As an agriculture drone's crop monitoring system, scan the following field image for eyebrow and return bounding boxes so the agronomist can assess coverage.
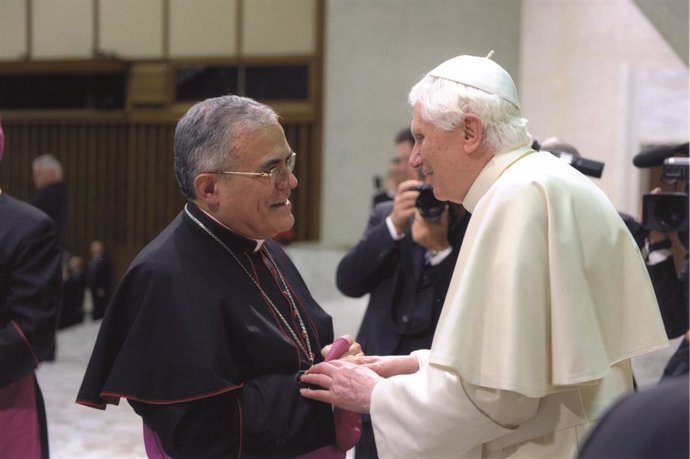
[260,151,292,170]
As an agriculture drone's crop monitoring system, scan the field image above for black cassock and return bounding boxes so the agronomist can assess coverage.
[77,203,336,458]
[0,192,62,458]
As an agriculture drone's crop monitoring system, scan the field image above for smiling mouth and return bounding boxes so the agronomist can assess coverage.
[270,199,290,208]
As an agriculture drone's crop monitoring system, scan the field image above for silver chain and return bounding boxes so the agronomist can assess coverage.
[184,205,314,365]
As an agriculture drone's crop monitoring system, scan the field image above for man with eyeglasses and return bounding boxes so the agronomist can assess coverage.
[77,95,360,458]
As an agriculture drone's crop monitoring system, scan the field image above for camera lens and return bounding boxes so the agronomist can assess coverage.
[655,199,687,230]
[416,185,446,221]
[644,192,689,232]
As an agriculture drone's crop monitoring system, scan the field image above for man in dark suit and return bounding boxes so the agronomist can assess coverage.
[31,154,69,246]
[0,119,62,458]
[86,240,112,320]
[337,176,470,459]
[633,142,689,378]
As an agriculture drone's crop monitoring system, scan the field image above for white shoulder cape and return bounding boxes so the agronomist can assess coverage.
[430,148,668,397]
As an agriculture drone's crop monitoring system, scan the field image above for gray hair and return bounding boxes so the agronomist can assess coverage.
[174,95,279,200]
[32,154,63,179]
[408,76,531,154]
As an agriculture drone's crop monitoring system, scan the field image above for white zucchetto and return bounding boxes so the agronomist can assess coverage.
[427,54,521,110]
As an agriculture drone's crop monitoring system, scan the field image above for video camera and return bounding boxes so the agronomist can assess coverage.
[633,142,689,236]
[416,184,446,221]
[532,140,605,178]
[642,156,689,233]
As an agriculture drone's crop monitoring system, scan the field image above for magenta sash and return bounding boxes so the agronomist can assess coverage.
[0,372,41,459]
[143,423,172,459]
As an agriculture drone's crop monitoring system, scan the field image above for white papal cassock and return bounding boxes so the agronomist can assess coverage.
[370,147,669,458]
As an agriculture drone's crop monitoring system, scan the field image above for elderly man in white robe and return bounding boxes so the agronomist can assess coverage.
[301,53,669,458]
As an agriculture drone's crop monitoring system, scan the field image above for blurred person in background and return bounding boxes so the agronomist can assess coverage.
[371,128,418,207]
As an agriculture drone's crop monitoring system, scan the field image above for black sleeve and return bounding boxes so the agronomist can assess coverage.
[648,257,689,338]
[336,208,401,298]
[129,372,334,458]
[0,217,61,386]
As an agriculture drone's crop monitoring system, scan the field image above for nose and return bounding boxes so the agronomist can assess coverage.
[409,144,422,169]
[277,171,298,190]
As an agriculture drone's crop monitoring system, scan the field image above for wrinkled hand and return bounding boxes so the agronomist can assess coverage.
[357,354,420,378]
[411,207,450,252]
[300,360,381,413]
[390,180,423,234]
[320,335,363,360]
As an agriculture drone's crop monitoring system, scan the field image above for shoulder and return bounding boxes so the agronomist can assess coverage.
[0,193,56,235]
[372,200,394,219]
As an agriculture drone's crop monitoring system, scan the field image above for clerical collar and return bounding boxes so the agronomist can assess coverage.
[463,146,534,213]
[184,203,264,253]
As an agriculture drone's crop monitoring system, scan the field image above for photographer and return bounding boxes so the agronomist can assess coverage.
[336,176,470,459]
[635,143,689,379]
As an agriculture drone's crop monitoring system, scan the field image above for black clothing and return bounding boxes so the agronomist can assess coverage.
[31,182,68,245]
[578,375,689,459]
[77,203,336,457]
[648,257,689,339]
[371,190,393,208]
[337,201,469,356]
[0,192,62,386]
[336,201,470,459]
[86,255,111,320]
[0,191,60,458]
[59,270,85,329]
[648,255,689,379]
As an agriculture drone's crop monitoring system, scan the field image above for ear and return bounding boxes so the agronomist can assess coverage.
[461,114,484,154]
[193,173,220,205]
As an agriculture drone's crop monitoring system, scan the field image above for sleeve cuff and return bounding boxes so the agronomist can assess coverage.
[385,216,405,240]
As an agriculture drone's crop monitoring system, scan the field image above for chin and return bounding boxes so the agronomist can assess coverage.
[277,217,295,234]
[431,187,447,202]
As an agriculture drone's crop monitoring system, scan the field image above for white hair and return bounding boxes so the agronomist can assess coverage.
[408,75,532,154]
[32,154,63,179]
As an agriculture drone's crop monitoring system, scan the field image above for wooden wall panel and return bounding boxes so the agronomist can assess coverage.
[0,117,318,283]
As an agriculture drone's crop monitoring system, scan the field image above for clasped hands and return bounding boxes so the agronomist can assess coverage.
[300,336,419,413]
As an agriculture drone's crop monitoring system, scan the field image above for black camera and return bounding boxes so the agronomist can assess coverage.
[416,185,446,221]
[642,157,689,232]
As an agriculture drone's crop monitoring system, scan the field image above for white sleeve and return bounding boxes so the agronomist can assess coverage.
[385,216,406,240]
[370,363,537,458]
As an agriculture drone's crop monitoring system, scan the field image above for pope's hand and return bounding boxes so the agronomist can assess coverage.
[300,360,381,413]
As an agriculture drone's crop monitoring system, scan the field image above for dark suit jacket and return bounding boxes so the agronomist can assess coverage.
[578,375,689,459]
[337,201,470,356]
[0,193,62,386]
[31,181,68,245]
[648,256,688,339]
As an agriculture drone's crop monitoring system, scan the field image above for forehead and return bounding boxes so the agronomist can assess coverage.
[233,122,290,164]
[411,104,433,134]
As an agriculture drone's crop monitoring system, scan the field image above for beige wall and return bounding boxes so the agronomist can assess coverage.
[322,0,688,247]
[0,0,26,60]
[322,0,523,247]
[520,0,688,217]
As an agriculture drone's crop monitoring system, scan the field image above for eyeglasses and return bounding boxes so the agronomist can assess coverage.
[209,152,296,186]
